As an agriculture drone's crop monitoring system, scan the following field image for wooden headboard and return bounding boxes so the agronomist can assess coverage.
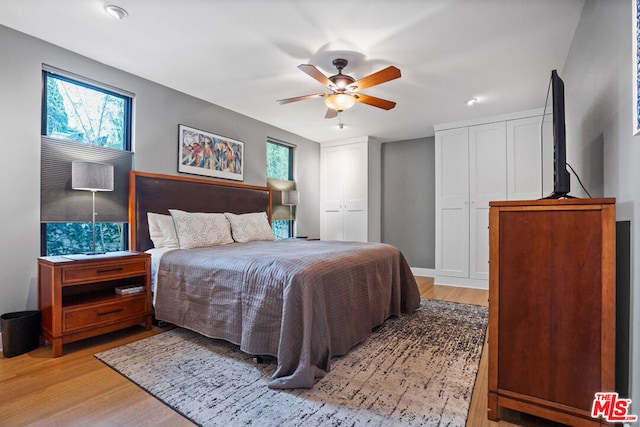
[129,171,272,251]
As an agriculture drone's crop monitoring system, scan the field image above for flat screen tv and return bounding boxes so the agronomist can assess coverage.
[542,69,571,199]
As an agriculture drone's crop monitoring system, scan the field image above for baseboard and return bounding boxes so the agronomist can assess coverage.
[434,275,488,290]
[411,267,434,277]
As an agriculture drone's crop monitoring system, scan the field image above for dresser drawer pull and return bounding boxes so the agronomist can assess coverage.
[96,267,123,274]
[97,308,124,316]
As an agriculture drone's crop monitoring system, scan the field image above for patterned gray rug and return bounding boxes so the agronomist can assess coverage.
[95,299,487,427]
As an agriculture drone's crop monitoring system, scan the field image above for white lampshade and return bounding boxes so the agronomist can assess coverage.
[324,93,356,111]
[282,190,300,206]
[72,161,114,192]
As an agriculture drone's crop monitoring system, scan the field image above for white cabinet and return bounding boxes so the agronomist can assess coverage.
[435,127,469,279]
[507,115,553,200]
[468,122,507,280]
[435,109,550,289]
[320,139,369,242]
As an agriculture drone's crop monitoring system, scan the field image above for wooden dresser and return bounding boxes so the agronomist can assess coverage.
[488,198,616,426]
[38,251,152,357]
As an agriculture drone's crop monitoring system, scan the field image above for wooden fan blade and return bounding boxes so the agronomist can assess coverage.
[350,66,401,91]
[325,108,338,119]
[276,93,325,105]
[355,93,397,110]
[298,64,334,88]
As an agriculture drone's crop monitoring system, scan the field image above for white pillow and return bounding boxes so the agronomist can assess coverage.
[169,209,234,249]
[224,212,276,243]
[147,212,179,249]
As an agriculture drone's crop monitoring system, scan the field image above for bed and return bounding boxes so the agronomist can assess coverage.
[129,171,421,389]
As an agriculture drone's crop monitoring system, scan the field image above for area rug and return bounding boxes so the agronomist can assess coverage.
[95,299,488,427]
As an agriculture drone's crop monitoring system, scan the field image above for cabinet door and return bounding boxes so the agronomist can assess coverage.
[541,114,554,197]
[320,142,368,242]
[469,122,506,280]
[321,145,346,240]
[507,116,548,200]
[342,142,368,242]
[495,203,615,413]
[435,128,469,278]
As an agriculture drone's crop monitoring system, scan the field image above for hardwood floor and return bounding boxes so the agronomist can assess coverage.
[0,278,562,426]
[0,324,193,426]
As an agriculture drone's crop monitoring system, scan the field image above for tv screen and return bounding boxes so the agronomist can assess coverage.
[542,69,571,198]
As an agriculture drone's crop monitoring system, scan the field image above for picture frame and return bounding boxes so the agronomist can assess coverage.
[178,124,244,181]
[634,0,640,135]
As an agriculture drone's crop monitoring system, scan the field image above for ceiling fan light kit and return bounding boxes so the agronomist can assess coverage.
[277,58,401,118]
[324,93,356,111]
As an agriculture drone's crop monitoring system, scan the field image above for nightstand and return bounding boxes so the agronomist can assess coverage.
[38,251,152,357]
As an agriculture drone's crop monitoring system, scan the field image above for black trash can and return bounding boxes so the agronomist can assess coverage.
[1,310,41,358]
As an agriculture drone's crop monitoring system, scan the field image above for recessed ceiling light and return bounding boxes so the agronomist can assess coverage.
[104,4,128,20]
[465,97,478,106]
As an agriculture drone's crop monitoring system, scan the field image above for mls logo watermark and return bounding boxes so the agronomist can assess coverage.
[591,392,638,423]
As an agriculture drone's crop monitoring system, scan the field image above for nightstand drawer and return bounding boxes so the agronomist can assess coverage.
[63,296,147,332]
[61,260,148,284]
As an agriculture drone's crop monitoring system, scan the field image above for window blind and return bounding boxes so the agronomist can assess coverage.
[41,137,132,222]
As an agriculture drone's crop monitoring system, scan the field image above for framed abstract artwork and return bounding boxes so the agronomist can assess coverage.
[634,0,640,135]
[178,125,244,181]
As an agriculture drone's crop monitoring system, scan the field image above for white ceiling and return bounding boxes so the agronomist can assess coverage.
[0,0,585,143]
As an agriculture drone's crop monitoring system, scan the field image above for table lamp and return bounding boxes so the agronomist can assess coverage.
[72,161,114,254]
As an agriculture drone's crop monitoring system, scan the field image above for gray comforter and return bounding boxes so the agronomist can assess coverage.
[154,239,421,389]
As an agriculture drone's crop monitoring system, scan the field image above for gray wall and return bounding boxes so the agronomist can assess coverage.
[381,137,435,269]
[0,24,320,317]
[562,0,639,406]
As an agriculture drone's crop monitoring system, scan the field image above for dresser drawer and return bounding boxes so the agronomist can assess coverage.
[63,295,147,332]
[61,260,148,284]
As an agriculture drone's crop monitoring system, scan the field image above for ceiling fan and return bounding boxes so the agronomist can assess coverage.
[276,58,401,118]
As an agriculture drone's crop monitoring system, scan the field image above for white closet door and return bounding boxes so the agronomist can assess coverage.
[320,141,368,242]
[435,128,469,278]
[541,115,554,197]
[507,116,545,200]
[469,122,507,280]
[342,142,368,242]
[321,145,346,240]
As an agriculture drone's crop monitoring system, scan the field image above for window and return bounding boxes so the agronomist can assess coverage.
[267,141,293,180]
[266,140,294,239]
[41,70,133,256]
[44,72,131,149]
